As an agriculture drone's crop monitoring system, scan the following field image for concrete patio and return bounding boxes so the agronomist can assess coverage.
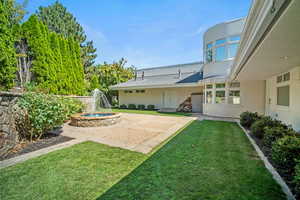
[62,113,196,154]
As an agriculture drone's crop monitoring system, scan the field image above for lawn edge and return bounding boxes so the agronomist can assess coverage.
[236,121,296,200]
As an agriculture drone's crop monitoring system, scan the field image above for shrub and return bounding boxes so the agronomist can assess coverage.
[263,126,296,148]
[16,92,84,141]
[272,136,300,174]
[240,111,261,128]
[147,104,155,110]
[128,104,136,109]
[294,160,300,196]
[137,104,145,110]
[119,104,127,109]
[250,116,285,139]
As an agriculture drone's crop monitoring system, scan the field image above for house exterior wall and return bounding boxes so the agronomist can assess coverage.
[265,67,300,131]
[119,87,203,110]
[203,80,265,118]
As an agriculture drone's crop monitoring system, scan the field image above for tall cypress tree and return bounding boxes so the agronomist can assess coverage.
[0,0,17,89]
[36,1,97,69]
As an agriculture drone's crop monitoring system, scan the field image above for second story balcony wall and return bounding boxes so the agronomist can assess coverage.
[203,18,245,79]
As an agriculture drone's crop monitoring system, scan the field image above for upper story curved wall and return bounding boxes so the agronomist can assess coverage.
[203,18,245,79]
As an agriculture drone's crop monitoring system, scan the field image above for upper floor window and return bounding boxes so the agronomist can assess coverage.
[215,46,226,62]
[216,83,226,88]
[206,42,213,63]
[228,43,239,58]
[216,38,226,45]
[229,35,241,42]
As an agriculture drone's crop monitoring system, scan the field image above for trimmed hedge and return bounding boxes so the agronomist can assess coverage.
[128,104,136,109]
[272,136,300,174]
[147,104,155,110]
[137,104,145,110]
[250,116,285,139]
[119,104,127,109]
[294,160,300,196]
[263,126,296,148]
[240,111,261,128]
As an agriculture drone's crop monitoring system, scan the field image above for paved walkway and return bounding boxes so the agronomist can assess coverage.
[0,113,195,169]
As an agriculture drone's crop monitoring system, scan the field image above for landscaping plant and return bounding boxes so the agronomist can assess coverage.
[147,104,155,110]
[128,104,136,109]
[263,126,296,148]
[16,92,84,141]
[137,104,145,110]
[240,111,261,128]
[294,160,300,196]
[119,104,127,109]
[272,136,300,174]
[250,116,284,139]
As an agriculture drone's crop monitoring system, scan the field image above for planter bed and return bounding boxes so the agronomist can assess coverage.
[0,134,73,161]
[241,124,297,200]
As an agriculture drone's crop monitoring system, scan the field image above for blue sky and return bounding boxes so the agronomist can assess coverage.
[23,0,251,68]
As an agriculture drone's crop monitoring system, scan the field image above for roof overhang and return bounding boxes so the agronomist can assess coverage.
[110,82,201,90]
[230,0,299,81]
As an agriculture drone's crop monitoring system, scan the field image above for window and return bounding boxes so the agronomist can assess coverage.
[215,90,225,103]
[277,72,290,83]
[206,43,213,63]
[230,82,240,88]
[216,83,225,88]
[283,72,290,81]
[215,46,226,62]
[277,86,289,106]
[206,84,213,89]
[216,38,226,45]
[228,43,239,58]
[206,91,213,104]
[229,35,241,42]
[229,90,240,104]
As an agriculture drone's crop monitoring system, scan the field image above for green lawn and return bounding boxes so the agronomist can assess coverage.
[0,121,285,200]
[112,108,192,117]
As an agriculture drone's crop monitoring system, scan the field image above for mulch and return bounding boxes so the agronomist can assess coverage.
[0,134,73,161]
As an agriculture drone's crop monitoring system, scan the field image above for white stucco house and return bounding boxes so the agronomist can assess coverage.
[111,0,300,131]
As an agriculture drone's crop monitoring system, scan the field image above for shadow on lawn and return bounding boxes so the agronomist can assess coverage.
[96,120,285,200]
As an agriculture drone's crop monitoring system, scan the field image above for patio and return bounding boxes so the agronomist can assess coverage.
[61,113,196,154]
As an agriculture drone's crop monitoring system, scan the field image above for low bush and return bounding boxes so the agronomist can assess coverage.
[16,92,84,141]
[128,104,136,109]
[250,116,285,139]
[147,104,155,110]
[119,104,127,109]
[272,136,300,174]
[240,111,261,128]
[294,160,300,196]
[137,104,145,110]
[263,126,296,148]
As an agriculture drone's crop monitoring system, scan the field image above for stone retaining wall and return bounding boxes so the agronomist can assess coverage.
[0,92,22,157]
[68,96,93,112]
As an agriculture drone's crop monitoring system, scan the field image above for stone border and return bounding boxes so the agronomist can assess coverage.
[237,121,296,200]
[70,112,121,127]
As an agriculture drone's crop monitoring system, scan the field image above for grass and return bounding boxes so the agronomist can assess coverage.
[112,108,192,117]
[0,121,285,200]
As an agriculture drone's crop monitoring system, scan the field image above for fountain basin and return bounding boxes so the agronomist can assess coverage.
[70,112,121,127]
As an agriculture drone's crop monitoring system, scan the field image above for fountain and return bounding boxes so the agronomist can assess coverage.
[70,89,121,127]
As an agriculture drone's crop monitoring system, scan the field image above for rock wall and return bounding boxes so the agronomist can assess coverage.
[0,92,22,157]
[69,96,93,112]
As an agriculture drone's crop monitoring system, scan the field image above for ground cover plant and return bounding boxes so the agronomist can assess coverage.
[0,121,286,200]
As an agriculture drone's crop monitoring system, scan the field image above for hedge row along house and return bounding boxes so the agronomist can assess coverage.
[111,0,300,131]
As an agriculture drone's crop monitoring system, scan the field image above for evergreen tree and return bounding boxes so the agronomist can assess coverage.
[0,0,21,89]
[36,1,97,69]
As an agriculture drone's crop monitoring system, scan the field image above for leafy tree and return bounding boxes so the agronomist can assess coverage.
[36,1,97,69]
[86,58,135,100]
[0,0,26,89]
